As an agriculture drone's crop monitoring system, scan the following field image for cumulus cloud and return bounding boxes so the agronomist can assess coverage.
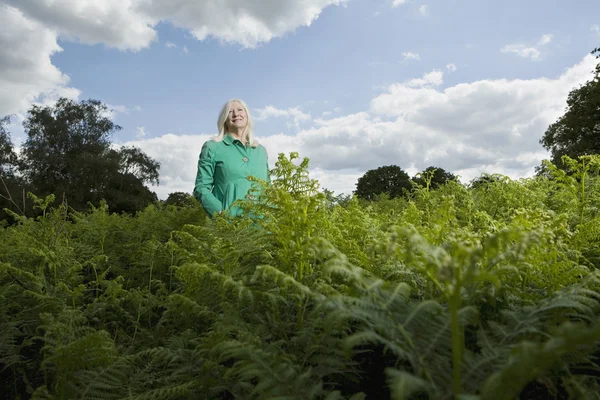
[446,63,457,72]
[418,5,429,16]
[3,0,157,51]
[138,0,348,48]
[501,33,554,61]
[7,0,347,50]
[405,70,444,88]
[126,53,597,198]
[254,105,311,128]
[391,0,408,7]
[592,25,600,36]
[120,133,214,197]
[501,44,541,61]
[369,54,597,177]
[0,5,80,116]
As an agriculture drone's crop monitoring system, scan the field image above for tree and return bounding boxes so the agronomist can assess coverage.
[469,174,501,189]
[19,98,160,214]
[354,165,412,200]
[322,188,351,207]
[540,47,600,168]
[0,116,17,175]
[164,191,199,208]
[0,116,28,220]
[413,166,457,189]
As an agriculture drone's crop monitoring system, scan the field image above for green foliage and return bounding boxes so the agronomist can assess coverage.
[11,97,160,215]
[413,166,458,190]
[540,47,600,167]
[354,165,412,200]
[163,191,199,208]
[2,152,600,399]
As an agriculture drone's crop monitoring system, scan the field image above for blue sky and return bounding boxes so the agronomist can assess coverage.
[1,0,599,198]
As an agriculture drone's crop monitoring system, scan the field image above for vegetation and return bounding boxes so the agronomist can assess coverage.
[0,99,160,221]
[2,43,600,400]
[540,47,600,168]
[355,165,412,200]
[1,151,600,399]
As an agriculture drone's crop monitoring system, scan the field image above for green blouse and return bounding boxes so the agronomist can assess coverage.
[193,134,269,217]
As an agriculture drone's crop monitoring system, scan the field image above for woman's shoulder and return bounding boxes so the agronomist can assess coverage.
[202,138,222,150]
[254,142,268,152]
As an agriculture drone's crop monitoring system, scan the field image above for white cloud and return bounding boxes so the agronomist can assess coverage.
[182,45,190,55]
[501,33,554,61]
[4,0,157,51]
[102,103,129,120]
[136,126,147,138]
[369,54,596,178]
[254,105,311,128]
[405,70,444,87]
[501,44,541,61]
[138,0,348,48]
[418,5,429,16]
[134,105,142,111]
[537,34,553,45]
[446,63,457,72]
[165,41,176,48]
[121,133,214,198]
[400,52,421,63]
[0,5,80,116]
[5,0,348,51]
[392,0,408,7]
[108,104,129,114]
[592,25,600,36]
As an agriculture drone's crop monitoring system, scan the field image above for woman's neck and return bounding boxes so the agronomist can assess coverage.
[228,130,246,144]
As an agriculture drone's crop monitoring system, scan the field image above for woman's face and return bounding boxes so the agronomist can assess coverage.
[227,101,247,131]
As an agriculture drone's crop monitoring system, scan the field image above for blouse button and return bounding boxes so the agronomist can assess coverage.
[243,157,248,162]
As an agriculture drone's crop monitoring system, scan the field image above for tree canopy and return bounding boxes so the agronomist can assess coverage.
[540,47,600,168]
[354,165,412,200]
[3,98,161,216]
[413,166,457,189]
[0,116,17,176]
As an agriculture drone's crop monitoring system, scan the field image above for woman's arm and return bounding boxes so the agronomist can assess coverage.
[193,141,223,216]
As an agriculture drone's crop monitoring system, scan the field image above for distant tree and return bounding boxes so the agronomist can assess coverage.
[540,47,600,168]
[413,166,457,189]
[117,146,160,186]
[0,116,27,219]
[354,165,412,200]
[0,116,17,175]
[469,174,501,190]
[322,188,351,207]
[164,191,199,208]
[19,98,160,214]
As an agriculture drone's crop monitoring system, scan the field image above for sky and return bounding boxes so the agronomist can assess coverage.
[1,0,599,199]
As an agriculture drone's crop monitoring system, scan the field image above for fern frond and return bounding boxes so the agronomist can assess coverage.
[481,321,600,400]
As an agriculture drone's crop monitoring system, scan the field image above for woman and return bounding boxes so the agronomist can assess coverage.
[193,99,270,217]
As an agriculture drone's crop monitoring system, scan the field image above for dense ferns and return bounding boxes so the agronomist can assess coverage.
[1,154,600,399]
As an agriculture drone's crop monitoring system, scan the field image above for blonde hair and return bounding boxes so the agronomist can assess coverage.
[213,98,258,148]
